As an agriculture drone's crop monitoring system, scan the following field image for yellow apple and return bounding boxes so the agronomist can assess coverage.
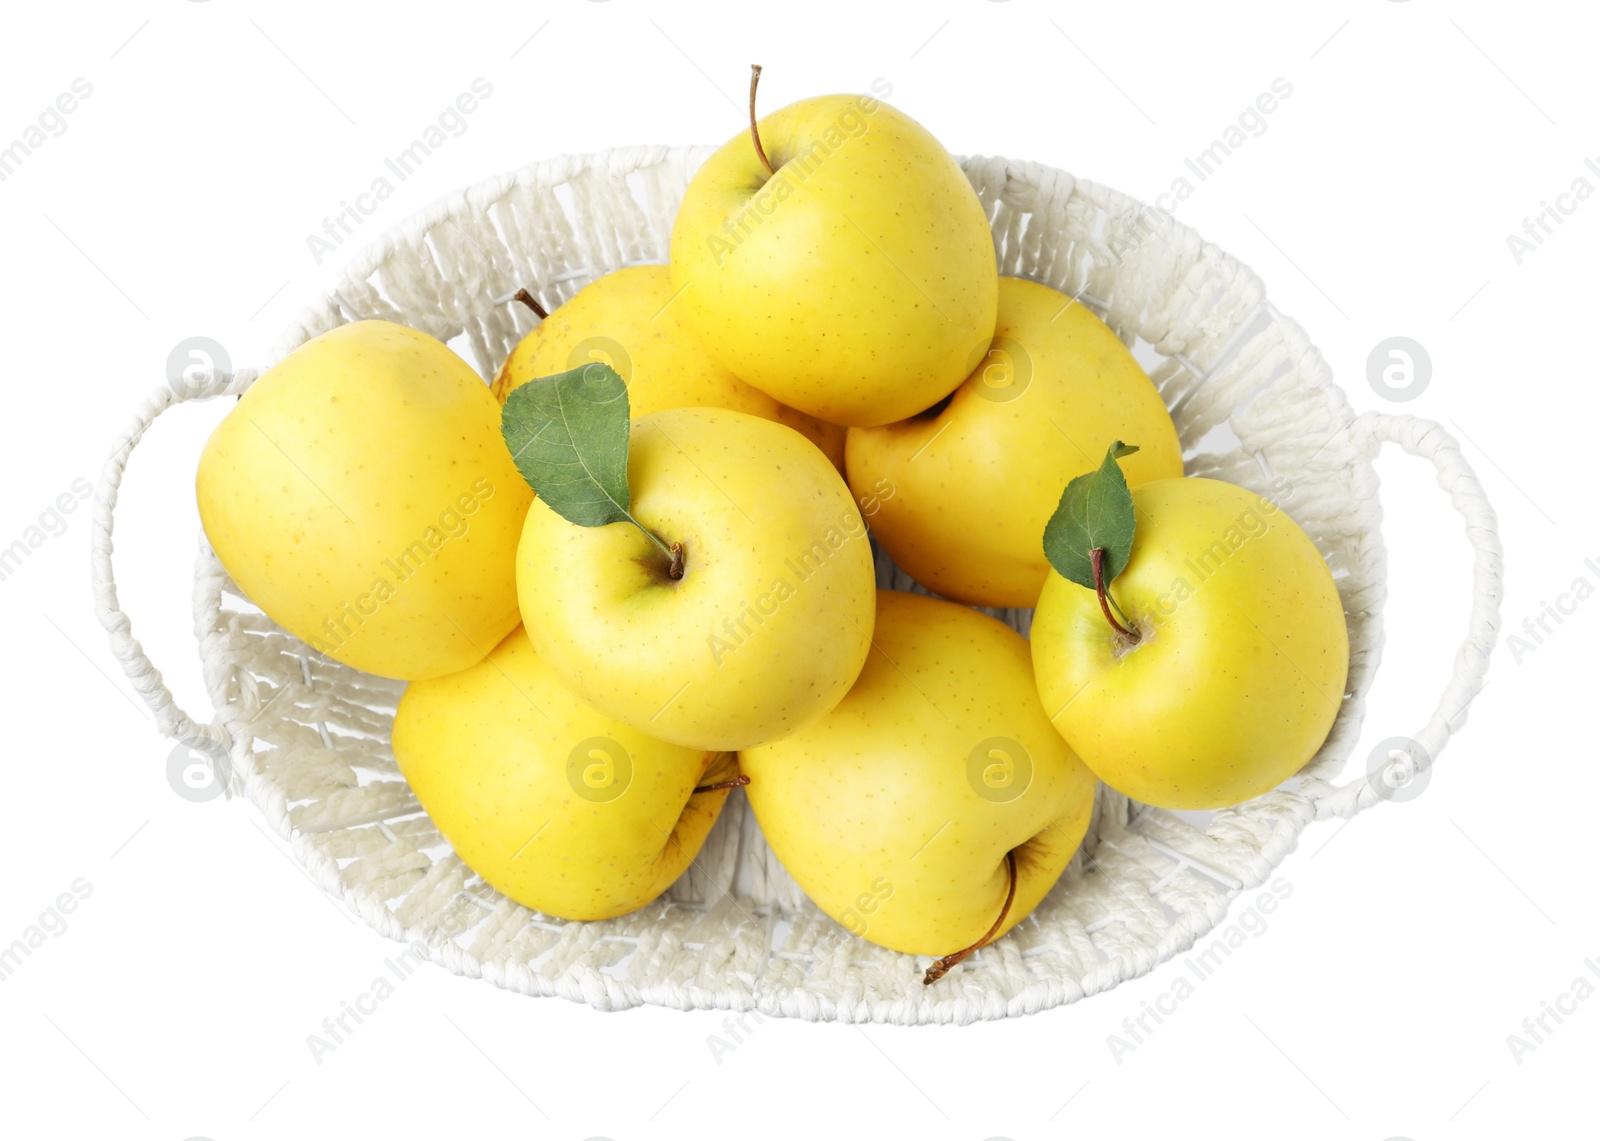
[516,405,875,751]
[1031,477,1349,810]
[669,92,998,427]
[393,625,738,921]
[491,265,846,474]
[846,276,1184,608]
[740,590,1097,961]
[196,320,531,680]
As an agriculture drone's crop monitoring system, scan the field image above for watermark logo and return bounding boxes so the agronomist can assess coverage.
[1505,161,1598,265]
[308,478,498,657]
[567,337,632,385]
[1366,337,1431,402]
[1507,556,1600,665]
[0,476,93,586]
[1181,78,1295,184]
[857,476,895,519]
[1506,956,1600,1065]
[836,876,894,936]
[0,77,93,185]
[707,505,870,666]
[706,1010,766,1065]
[967,737,1033,802]
[1130,478,1295,629]
[707,79,893,265]
[968,336,1032,403]
[306,941,429,1064]
[566,737,632,802]
[433,881,498,939]
[1099,76,1296,271]
[1108,877,1294,1063]
[167,732,232,803]
[1365,736,1431,803]
[0,878,93,983]
[166,337,232,399]
[306,78,495,265]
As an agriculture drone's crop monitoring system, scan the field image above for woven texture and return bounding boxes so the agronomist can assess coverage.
[92,147,1503,1023]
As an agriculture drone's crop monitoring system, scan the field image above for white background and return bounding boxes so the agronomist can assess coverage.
[1,1,1593,1138]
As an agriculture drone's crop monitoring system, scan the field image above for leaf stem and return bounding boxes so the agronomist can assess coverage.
[924,850,1017,986]
[1090,547,1140,644]
[748,64,775,176]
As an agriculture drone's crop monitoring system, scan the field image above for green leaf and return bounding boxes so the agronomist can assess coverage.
[501,362,634,528]
[1042,441,1140,591]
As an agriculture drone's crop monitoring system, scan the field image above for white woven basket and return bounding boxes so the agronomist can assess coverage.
[92,146,1502,1024]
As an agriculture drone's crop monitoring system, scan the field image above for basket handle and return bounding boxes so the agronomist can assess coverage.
[91,370,253,753]
[1314,411,1504,818]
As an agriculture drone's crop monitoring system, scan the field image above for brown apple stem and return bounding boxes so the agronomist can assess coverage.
[923,850,1018,986]
[748,64,775,176]
[513,288,548,320]
[1090,547,1139,643]
[623,514,684,579]
[693,773,750,794]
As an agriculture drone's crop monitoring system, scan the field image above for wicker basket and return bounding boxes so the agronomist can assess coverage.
[92,146,1502,1024]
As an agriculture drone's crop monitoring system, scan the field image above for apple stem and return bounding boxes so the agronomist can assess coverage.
[748,64,775,176]
[623,514,685,580]
[693,773,750,794]
[1091,547,1139,644]
[923,850,1017,986]
[513,288,548,320]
